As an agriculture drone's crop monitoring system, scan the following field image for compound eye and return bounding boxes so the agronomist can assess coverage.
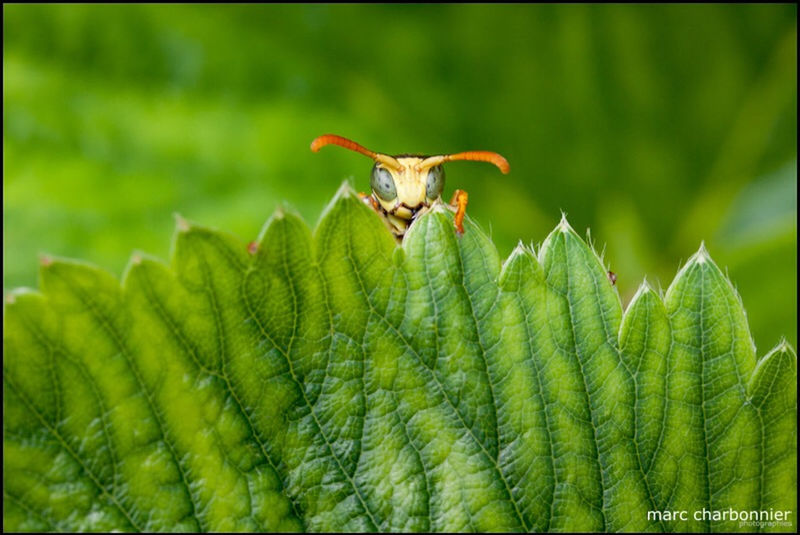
[426,165,445,200]
[370,165,397,202]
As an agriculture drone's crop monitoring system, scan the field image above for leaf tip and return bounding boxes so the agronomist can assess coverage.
[4,287,38,307]
[693,241,710,264]
[749,337,798,393]
[174,213,191,233]
[504,241,529,265]
[333,180,356,200]
[674,242,717,283]
[631,277,657,302]
[557,212,573,233]
[775,337,794,356]
[317,180,358,226]
[314,180,363,234]
[39,254,53,268]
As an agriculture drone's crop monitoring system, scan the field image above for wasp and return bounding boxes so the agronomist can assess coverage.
[311,134,509,240]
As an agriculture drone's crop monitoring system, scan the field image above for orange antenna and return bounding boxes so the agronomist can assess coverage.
[311,134,378,159]
[421,151,510,174]
[311,134,402,171]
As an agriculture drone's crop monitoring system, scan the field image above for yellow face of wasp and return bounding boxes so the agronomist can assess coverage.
[371,157,445,220]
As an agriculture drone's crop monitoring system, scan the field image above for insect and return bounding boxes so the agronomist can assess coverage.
[311,134,509,240]
[607,270,617,285]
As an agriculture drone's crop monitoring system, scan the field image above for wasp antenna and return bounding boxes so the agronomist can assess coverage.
[311,134,403,171]
[310,134,378,159]
[443,151,510,174]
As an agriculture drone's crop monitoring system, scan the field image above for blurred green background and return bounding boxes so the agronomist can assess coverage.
[3,4,797,349]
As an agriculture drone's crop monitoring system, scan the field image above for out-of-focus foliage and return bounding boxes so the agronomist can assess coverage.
[3,4,796,347]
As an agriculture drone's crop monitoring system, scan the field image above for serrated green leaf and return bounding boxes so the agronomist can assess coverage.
[4,185,796,532]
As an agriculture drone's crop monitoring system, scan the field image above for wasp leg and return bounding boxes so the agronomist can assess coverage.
[358,191,382,212]
[449,189,469,235]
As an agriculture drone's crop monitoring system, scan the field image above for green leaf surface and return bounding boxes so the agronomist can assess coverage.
[4,184,796,532]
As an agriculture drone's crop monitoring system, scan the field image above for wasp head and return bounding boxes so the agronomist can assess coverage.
[311,134,509,222]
